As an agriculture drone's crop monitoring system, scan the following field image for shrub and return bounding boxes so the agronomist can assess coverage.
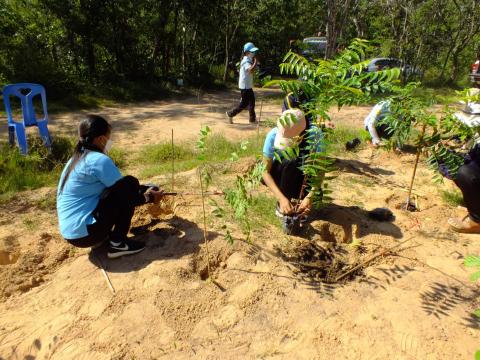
[0,136,74,194]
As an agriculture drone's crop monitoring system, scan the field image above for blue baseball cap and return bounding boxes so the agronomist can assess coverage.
[243,42,259,53]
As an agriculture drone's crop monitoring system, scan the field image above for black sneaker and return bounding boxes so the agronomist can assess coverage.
[281,214,301,235]
[345,138,361,151]
[108,240,146,259]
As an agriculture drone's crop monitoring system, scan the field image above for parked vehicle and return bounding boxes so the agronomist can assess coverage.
[366,57,422,78]
[301,37,327,59]
[470,57,480,86]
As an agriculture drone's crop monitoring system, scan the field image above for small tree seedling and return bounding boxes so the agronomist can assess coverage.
[211,140,266,244]
[196,125,213,280]
[265,39,402,212]
[384,83,480,211]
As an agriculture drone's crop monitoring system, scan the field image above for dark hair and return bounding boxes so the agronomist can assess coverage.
[59,114,111,192]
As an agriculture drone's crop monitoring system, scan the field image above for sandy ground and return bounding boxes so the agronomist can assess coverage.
[0,88,288,150]
[0,89,479,359]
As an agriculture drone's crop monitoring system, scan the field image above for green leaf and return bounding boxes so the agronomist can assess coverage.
[463,255,480,268]
[230,152,239,162]
[225,231,234,245]
[471,271,480,282]
[465,256,480,268]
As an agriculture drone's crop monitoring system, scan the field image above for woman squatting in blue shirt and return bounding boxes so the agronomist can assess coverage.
[56,115,164,259]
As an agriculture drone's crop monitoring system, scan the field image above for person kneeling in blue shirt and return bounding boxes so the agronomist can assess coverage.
[57,115,164,259]
[262,109,324,232]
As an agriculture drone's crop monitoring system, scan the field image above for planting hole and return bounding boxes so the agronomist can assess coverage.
[277,239,351,284]
[0,249,20,266]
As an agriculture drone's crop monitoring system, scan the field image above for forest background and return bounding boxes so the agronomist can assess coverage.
[0,0,479,104]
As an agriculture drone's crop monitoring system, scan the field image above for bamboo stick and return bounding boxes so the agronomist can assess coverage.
[198,170,212,279]
[171,129,175,192]
[92,253,115,295]
[406,123,427,208]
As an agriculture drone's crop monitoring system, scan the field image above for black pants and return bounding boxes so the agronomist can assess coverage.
[67,176,146,248]
[365,124,393,140]
[270,159,306,201]
[228,88,256,122]
[376,123,393,139]
[454,160,480,222]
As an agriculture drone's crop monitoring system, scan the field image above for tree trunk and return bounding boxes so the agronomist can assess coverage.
[325,0,352,58]
[223,0,230,82]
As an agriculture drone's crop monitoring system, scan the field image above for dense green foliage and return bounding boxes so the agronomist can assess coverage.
[0,0,478,102]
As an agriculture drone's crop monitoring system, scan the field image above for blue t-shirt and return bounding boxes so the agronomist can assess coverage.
[57,151,122,239]
[262,126,324,160]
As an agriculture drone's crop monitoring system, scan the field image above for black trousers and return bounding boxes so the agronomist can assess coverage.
[67,176,146,248]
[228,88,256,122]
[270,159,306,201]
[454,160,480,222]
[376,123,393,139]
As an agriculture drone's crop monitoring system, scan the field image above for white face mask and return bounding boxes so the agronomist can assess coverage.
[104,139,113,153]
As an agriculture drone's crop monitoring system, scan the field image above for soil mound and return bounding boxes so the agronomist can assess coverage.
[0,233,75,301]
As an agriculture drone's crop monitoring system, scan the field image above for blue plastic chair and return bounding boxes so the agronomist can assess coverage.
[3,83,52,154]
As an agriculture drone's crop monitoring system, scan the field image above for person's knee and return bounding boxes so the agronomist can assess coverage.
[117,175,139,188]
[110,176,140,196]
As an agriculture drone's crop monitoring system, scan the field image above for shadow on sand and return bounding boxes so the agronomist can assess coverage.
[302,203,403,242]
[88,215,219,274]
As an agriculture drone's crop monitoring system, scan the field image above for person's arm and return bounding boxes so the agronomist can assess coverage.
[92,155,122,187]
[247,56,257,73]
[365,104,383,145]
[262,157,293,214]
[297,186,320,216]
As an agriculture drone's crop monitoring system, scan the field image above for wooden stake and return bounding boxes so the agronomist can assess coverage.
[406,123,426,207]
[198,170,212,279]
[92,253,115,295]
[171,128,175,192]
[256,98,264,147]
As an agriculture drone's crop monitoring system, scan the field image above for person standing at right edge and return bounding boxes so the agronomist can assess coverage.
[448,138,480,234]
[226,42,259,124]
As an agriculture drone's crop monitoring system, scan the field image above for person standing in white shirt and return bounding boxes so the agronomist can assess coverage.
[226,42,259,124]
[364,100,392,147]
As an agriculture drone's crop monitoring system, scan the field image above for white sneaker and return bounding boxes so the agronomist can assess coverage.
[275,204,283,218]
[225,111,233,124]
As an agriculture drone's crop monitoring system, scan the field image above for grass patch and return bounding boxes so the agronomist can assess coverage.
[412,86,460,105]
[137,134,263,178]
[108,147,128,170]
[249,193,280,229]
[0,136,74,196]
[0,136,128,198]
[440,189,464,207]
[325,126,370,153]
